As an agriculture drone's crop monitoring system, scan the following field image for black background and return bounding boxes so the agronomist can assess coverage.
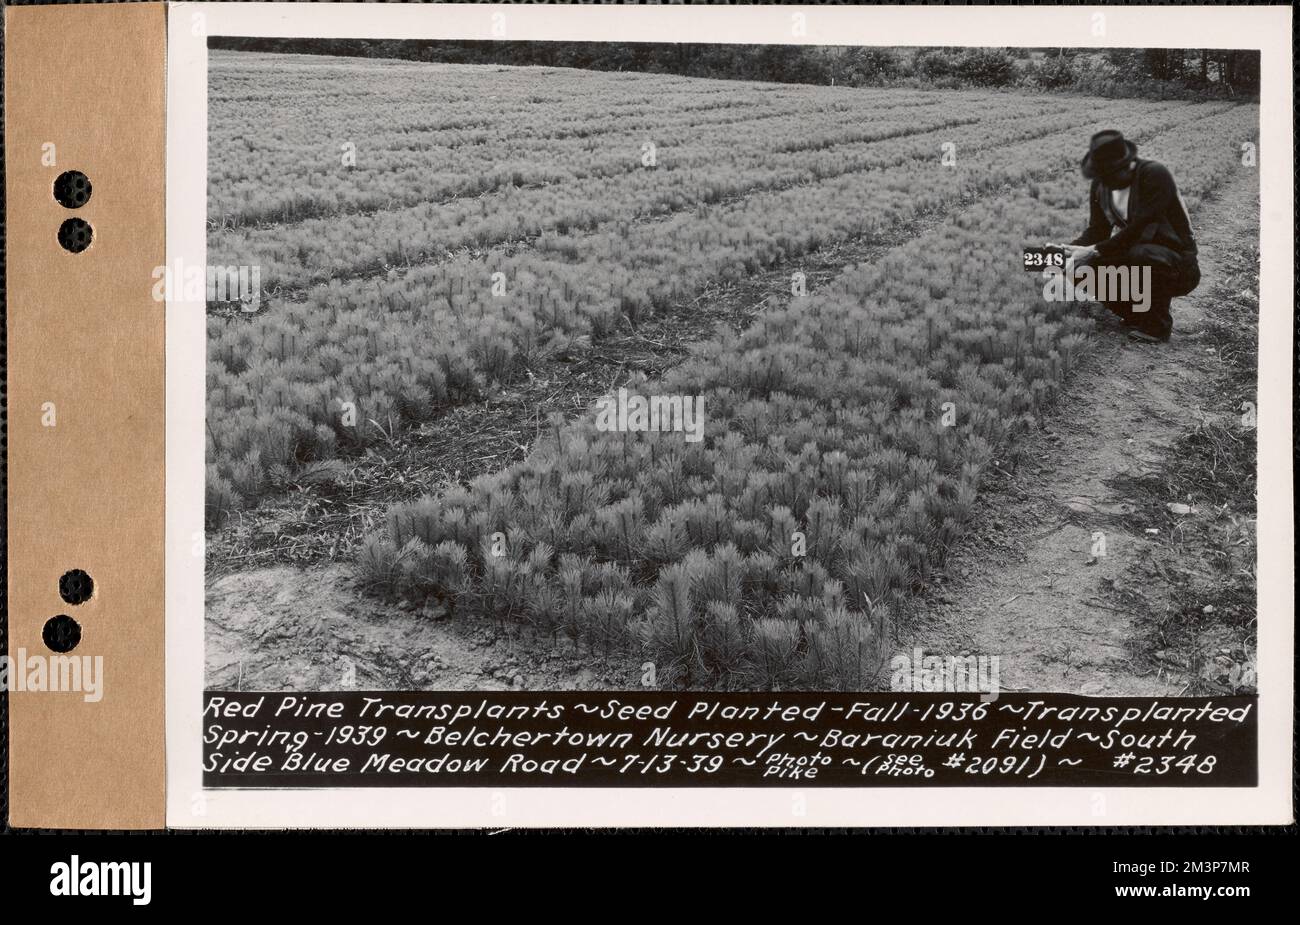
[0,0,1293,911]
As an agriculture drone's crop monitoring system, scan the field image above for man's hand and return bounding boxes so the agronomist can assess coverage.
[1047,243,1095,258]
[1050,243,1098,276]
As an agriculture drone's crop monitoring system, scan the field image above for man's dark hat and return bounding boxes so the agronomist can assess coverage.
[1081,129,1138,179]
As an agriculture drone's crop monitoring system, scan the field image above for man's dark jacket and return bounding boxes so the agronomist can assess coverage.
[1071,158,1197,260]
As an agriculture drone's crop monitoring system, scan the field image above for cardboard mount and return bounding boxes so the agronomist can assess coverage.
[5,1,167,828]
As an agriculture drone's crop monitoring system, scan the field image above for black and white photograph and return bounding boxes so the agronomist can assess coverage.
[145,0,1292,830]
[201,34,1260,702]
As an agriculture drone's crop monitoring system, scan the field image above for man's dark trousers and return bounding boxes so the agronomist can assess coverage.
[1086,243,1200,340]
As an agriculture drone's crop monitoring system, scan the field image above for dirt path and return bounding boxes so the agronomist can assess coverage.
[205,563,639,691]
[206,169,1258,695]
[906,167,1258,695]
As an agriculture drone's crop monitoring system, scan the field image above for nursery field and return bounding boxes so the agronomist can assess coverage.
[207,51,1258,689]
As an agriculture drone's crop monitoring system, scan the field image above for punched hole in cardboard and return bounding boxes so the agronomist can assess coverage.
[53,170,93,209]
[42,615,82,653]
[58,217,93,254]
[59,568,94,605]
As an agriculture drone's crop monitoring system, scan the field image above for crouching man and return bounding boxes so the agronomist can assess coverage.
[1051,130,1201,343]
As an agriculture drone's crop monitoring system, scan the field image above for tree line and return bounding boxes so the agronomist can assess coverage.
[209,38,1260,100]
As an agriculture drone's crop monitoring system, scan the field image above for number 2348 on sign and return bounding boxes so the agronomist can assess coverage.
[1022,246,1067,271]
